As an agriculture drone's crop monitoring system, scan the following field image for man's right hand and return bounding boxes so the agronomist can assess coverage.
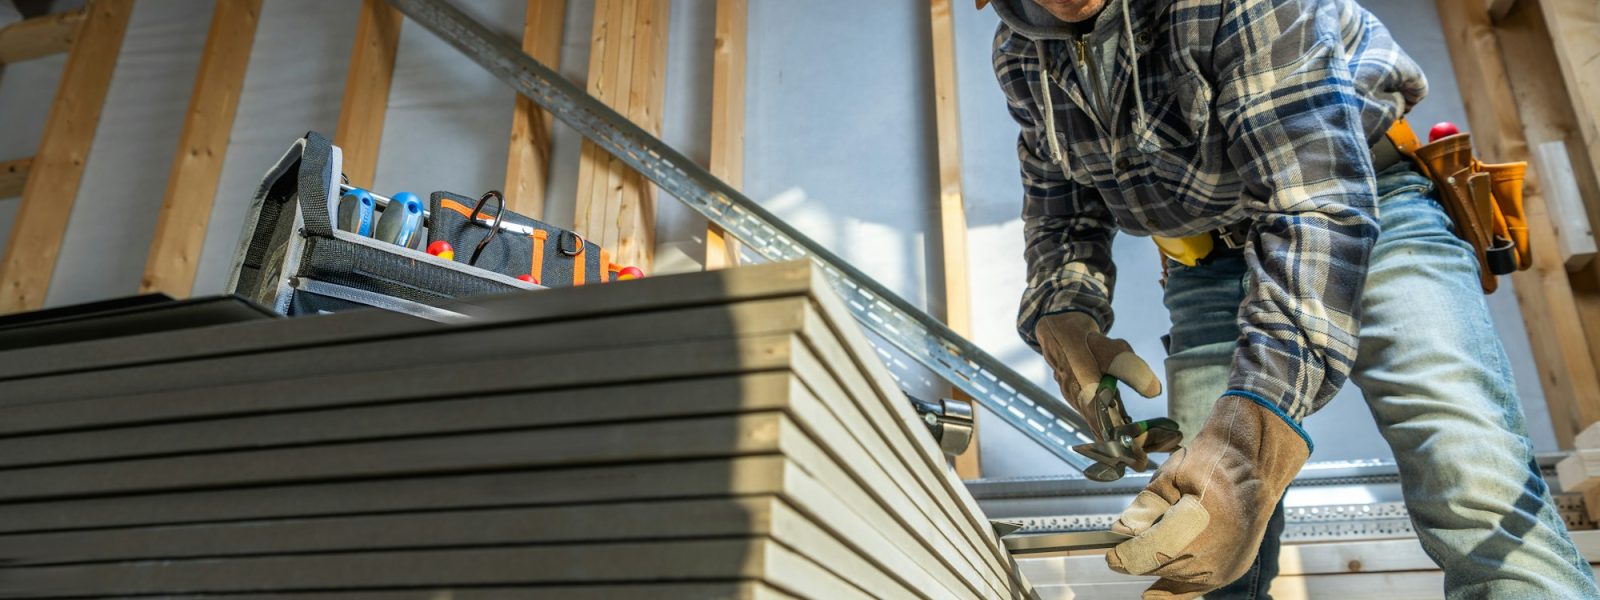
[1033,312,1162,429]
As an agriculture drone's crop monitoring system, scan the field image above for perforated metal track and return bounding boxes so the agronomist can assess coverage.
[385,0,1100,469]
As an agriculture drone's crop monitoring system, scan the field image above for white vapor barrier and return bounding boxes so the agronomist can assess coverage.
[192,1,362,295]
[45,0,214,308]
[744,0,940,313]
[371,0,522,202]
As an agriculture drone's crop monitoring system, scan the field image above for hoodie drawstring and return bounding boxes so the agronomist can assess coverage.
[1036,0,1146,174]
[1037,43,1068,169]
[1121,0,1147,135]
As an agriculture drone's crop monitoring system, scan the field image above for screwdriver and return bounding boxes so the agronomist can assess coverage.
[337,188,376,236]
[374,192,425,249]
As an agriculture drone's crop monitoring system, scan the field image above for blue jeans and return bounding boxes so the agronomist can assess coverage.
[1161,165,1599,599]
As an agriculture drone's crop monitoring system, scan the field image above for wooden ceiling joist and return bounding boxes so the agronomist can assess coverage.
[141,0,264,298]
[574,0,669,272]
[0,158,30,198]
[0,7,85,64]
[503,0,567,219]
[0,0,132,314]
[704,0,747,270]
[335,0,404,189]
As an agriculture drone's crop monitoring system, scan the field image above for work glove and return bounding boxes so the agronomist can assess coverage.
[1033,311,1162,425]
[1104,394,1311,600]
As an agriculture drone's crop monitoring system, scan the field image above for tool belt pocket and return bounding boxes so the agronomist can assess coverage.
[428,191,611,287]
[1403,124,1530,294]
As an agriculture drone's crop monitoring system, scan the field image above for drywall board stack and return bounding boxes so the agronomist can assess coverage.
[0,261,1035,599]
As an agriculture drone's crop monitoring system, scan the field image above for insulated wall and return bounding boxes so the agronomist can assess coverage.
[0,0,1556,475]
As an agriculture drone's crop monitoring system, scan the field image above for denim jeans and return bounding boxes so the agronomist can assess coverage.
[1160,165,1600,599]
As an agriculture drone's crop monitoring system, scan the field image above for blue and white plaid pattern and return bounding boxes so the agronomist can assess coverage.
[996,0,1427,421]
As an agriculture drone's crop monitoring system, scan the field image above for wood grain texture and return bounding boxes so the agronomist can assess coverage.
[502,0,566,218]
[1495,0,1600,440]
[704,0,746,270]
[140,0,262,298]
[929,0,980,479]
[333,0,402,188]
[574,0,668,271]
[0,7,84,64]
[1534,0,1600,394]
[1436,0,1600,446]
[0,157,30,197]
[0,0,131,314]
[1537,0,1600,217]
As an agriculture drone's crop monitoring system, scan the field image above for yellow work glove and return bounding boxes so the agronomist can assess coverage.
[1104,394,1311,600]
[1033,311,1162,429]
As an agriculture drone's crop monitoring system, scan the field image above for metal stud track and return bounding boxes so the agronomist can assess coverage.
[385,0,1098,468]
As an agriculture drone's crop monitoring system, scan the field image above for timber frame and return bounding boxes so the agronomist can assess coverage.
[1438,0,1600,448]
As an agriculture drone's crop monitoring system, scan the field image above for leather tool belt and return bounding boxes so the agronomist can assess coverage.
[1154,118,1531,294]
[1390,118,1529,294]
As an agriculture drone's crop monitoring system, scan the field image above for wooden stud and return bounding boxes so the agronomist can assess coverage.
[334,0,403,188]
[0,0,132,314]
[0,157,30,197]
[0,7,85,64]
[929,0,980,480]
[704,0,746,270]
[1436,0,1600,447]
[574,0,668,272]
[1537,0,1600,209]
[139,0,263,298]
[1534,0,1600,400]
[502,0,567,219]
[1495,0,1600,440]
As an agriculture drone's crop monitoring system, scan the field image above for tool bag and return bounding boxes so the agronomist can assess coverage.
[228,132,542,318]
[1390,119,1531,294]
[428,190,612,286]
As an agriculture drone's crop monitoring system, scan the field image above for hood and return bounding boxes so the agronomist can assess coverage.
[989,0,1118,41]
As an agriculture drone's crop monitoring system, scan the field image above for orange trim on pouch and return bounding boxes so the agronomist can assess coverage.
[599,249,612,282]
[530,229,548,279]
[572,247,586,286]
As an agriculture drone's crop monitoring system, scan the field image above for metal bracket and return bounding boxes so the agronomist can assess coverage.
[385,0,1100,470]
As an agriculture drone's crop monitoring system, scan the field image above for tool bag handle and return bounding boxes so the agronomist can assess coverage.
[227,131,341,307]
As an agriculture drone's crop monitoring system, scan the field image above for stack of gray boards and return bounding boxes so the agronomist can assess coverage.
[0,260,1037,599]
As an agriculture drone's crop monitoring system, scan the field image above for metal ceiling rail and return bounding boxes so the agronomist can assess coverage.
[385,0,1098,471]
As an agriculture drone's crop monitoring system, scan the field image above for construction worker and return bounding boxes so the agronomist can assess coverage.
[983,0,1600,598]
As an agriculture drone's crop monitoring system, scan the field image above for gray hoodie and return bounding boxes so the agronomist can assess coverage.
[988,0,1124,121]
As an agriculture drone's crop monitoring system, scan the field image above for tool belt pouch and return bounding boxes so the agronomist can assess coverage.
[1407,132,1530,294]
[427,192,611,286]
[229,132,536,317]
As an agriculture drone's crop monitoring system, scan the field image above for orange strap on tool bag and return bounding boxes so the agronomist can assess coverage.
[1389,118,1530,294]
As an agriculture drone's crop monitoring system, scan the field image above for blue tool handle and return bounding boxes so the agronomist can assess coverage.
[374,192,424,248]
[336,188,376,236]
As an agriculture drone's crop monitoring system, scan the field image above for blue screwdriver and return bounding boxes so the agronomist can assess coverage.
[374,192,425,249]
[337,188,376,236]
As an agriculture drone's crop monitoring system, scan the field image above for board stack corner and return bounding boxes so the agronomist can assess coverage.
[0,260,1036,599]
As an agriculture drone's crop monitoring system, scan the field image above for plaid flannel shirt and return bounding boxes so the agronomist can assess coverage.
[995,0,1426,421]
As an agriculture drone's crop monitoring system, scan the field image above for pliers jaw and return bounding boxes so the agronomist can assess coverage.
[1072,376,1184,482]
